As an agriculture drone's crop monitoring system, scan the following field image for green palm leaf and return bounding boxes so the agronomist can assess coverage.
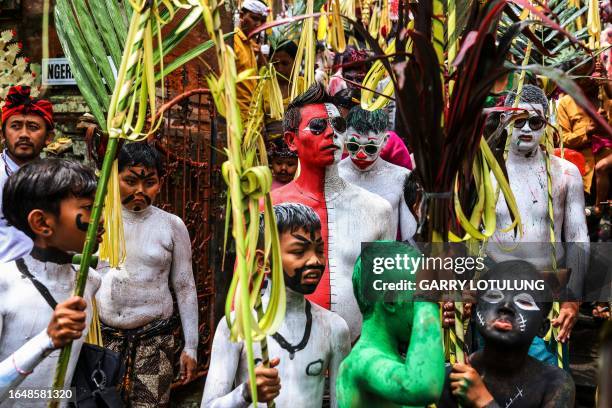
[55,0,219,131]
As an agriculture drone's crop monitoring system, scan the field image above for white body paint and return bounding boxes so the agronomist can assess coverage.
[275,104,395,341]
[0,330,54,400]
[0,257,99,407]
[324,167,394,341]
[488,103,589,296]
[322,106,395,341]
[338,157,416,240]
[96,206,199,359]
[201,285,351,408]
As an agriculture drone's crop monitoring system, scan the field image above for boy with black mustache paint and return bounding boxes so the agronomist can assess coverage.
[202,203,351,407]
[0,159,102,405]
[95,143,199,407]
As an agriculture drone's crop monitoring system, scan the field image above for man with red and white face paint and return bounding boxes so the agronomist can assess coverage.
[270,83,395,341]
[338,106,416,241]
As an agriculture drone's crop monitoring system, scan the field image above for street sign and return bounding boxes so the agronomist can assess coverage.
[42,58,76,85]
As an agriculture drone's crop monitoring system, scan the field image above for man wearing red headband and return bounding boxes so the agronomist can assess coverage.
[0,85,54,262]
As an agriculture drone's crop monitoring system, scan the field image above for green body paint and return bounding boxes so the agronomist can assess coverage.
[337,242,445,407]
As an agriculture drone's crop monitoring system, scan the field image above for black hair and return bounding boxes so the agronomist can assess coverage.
[283,82,335,133]
[353,241,420,317]
[117,142,165,178]
[332,88,359,110]
[503,84,549,111]
[2,158,97,238]
[267,137,297,159]
[403,171,421,210]
[272,41,298,59]
[315,41,327,54]
[346,106,389,134]
[258,203,321,248]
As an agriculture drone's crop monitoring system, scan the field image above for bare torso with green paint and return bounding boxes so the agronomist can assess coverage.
[336,302,445,408]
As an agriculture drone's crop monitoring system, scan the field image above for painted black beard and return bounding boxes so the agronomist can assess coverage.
[285,264,325,294]
[121,194,152,211]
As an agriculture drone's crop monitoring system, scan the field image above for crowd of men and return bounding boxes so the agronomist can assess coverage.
[0,0,610,407]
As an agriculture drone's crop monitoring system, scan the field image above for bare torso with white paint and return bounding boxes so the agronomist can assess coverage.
[338,157,416,240]
[488,149,589,294]
[96,205,199,358]
[0,257,99,407]
[202,286,351,408]
[324,168,395,340]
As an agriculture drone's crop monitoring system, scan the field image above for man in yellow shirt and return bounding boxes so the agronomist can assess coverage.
[557,66,612,215]
[234,0,268,120]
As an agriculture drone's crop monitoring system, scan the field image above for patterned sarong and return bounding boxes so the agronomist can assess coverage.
[101,317,178,408]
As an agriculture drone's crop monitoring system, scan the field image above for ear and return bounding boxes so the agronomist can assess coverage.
[45,130,54,145]
[381,301,397,314]
[380,132,390,147]
[27,209,53,238]
[255,249,267,272]
[284,131,298,152]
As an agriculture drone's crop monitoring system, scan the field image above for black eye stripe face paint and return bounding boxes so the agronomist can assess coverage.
[128,169,157,180]
[76,213,89,232]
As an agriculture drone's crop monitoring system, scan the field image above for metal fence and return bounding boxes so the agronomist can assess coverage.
[154,66,231,380]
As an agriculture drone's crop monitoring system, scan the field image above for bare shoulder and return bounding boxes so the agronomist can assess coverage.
[0,261,19,303]
[380,159,410,180]
[347,183,393,215]
[542,364,575,405]
[550,155,582,180]
[151,206,186,227]
[310,301,349,336]
[86,267,102,294]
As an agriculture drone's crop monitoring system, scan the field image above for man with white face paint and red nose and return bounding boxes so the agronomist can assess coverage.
[338,106,417,241]
[268,83,395,341]
[487,85,589,363]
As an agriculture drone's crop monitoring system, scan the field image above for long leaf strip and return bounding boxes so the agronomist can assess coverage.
[199,0,285,405]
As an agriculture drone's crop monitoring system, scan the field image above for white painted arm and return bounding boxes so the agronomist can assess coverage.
[201,319,249,408]
[0,329,54,399]
[562,165,590,298]
[170,216,199,361]
[377,200,396,241]
[328,315,351,408]
[399,193,417,241]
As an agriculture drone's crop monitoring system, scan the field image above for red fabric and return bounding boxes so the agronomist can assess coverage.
[381,131,413,170]
[554,148,586,176]
[1,86,53,129]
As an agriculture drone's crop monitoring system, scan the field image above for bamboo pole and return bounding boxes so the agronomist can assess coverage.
[49,138,119,408]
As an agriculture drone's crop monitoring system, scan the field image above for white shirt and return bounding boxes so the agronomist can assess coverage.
[0,150,33,262]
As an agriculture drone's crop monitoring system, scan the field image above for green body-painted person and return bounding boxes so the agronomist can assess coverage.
[336,241,445,407]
